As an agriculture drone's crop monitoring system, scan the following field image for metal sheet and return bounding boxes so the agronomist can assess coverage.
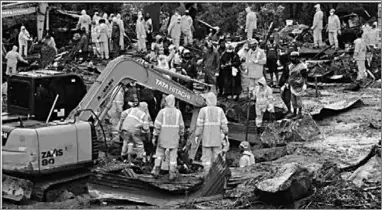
[304,96,362,116]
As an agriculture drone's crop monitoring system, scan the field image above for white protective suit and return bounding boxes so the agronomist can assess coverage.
[252,77,274,127]
[195,92,229,174]
[136,16,147,52]
[5,46,27,75]
[116,14,125,50]
[168,17,182,49]
[312,5,324,47]
[245,7,257,40]
[18,26,32,56]
[77,10,91,33]
[98,21,110,59]
[181,14,193,46]
[107,87,125,142]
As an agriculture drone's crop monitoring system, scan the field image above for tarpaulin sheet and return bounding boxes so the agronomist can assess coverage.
[2,7,36,18]
[303,95,362,116]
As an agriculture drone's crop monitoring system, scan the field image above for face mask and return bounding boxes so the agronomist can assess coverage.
[330,12,334,15]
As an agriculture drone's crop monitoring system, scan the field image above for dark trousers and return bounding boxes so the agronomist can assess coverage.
[218,68,232,95]
[112,39,120,58]
[281,85,291,111]
[267,58,279,85]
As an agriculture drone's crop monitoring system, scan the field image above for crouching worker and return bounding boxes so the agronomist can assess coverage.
[239,141,255,168]
[117,102,150,164]
[195,92,229,177]
[151,95,185,180]
[252,77,274,134]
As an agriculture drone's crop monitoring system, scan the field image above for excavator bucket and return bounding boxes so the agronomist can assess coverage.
[2,175,33,202]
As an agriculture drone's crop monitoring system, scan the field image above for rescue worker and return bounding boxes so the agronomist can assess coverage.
[117,102,150,164]
[93,12,101,24]
[239,141,255,168]
[195,92,229,176]
[78,27,89,62]
[145,13,153,47]
[77,10,91,34]
[354,32,367,82]
[369,22,379,47]
[5,45,28,75]
[245,39,267,92]
[327,9,341,49]
[181,49,197,79]
[181,10,193,46]
[280,52,308,120]
[238,41,251,97]
[107,86,125,143]
[42,33,57,54]
[116,14,125,51]
[169,10,180,27]
[311,4,324,49]
[91,21,101,58]
[265,36,280,87]
[252,77,274,134]
[136,15,147,53]
[201,41,220,85]
[219,44,241,99]
[18,26,32,57]
[111,17,121,58]
[98,18,110,59]
[245,7,257,40]
[168,16,182,50]
[151,95,185,180]
[152,35,164,53]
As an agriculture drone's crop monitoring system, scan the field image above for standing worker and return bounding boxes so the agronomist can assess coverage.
[168,16,182,50]
[5,45,28,75]
[107,86,125,143]
[245,7,257,40]
[136,15,147,53]
[238,141,255,168]
[18,26,32,57]
[265,36,280,87]
[327,9,341,49]
[244,39,267,92]
[145,13,153,47]
[151,95,185,181]
[98,19,110,60]
[117,102,150,164]
[116,14,125,51]
[252,77,274,134]
[111,17,121,58]
[181,10,193,46]
[353,32,367,82]
[311,4,324,49]
[78,27,89,62]
[77,10,91,34]
[195,92,229,177]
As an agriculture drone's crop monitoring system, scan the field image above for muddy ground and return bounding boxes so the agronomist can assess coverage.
[2,79,381,208]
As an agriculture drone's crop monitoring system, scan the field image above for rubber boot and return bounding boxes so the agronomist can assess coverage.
[169,165,177,181]
[151,166,160,178]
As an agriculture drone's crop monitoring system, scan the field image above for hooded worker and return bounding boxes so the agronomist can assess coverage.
[181,10,194,46]
[353,32,367,82]
[195,92,229,176]
[77,10,91,34]
[239,141,255,168]
[151,94,185,180]
[107,86,125,143]
[244,38,267,92]
[252,77,274,133]
[145,13,153,46]
[169,10,180,27]
[136,15,147,53]
[281,51,308,120]
[311,4,324,48]
[18,26,32,57]
[117,101,150,164]
[327,9,341,49]
[111,17,121,58]
[219,43,241,99]
[116,14,125,50]
[5,45,28,75]
[168,15,182,50]
[245,7,257,40]
[201,41,220,85]
[98,18,110,59]
[93,12,101,25]
[91,21,101,57]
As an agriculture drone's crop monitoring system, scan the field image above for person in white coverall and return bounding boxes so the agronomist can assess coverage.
[5,46,28,75]
[151,95,185,181]
[181,10,193,46]
[117,102,150,164]
[168,16,182,50]
[311,4,324,48]
[327,9,341,49]
[107,86,125,143]
[195,92,229,176]
[116,14,125,50]
[353,32,367,81]
[98,19,110,59]
[136,15,147,52]
[77,10,91,34]
[18,26,32,57]
[245,7,257,40]
[252,77,274,131]
[244,39,267,92]
[239,141,255,168]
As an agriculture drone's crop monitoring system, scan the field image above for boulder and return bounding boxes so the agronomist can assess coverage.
[255,163,314,204]
[348,155,382,188]
[260,114,322,147]
[253,146,288,163]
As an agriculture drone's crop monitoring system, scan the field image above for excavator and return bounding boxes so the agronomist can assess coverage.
[2,55,213,202]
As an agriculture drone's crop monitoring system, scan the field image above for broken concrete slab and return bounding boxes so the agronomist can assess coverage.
[348,155,382,188]
[253,146,288,163]
[303,95,363,117]
[255,163,314,205]
[260,114,322,148]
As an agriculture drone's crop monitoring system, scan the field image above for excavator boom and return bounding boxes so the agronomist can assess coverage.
[67,55,207,121]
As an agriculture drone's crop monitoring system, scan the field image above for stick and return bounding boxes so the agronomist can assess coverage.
[315,76,319,98]
[46,94,59,123]
[245,87,251,142]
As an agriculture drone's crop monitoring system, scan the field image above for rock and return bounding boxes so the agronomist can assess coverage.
[255,163,314,204]
[348,155,382,188]
[253,146,288,163]
[260,114,322,147]
[55,190,75,202]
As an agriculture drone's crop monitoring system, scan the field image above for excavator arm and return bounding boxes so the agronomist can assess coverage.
[67,55,207,122]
